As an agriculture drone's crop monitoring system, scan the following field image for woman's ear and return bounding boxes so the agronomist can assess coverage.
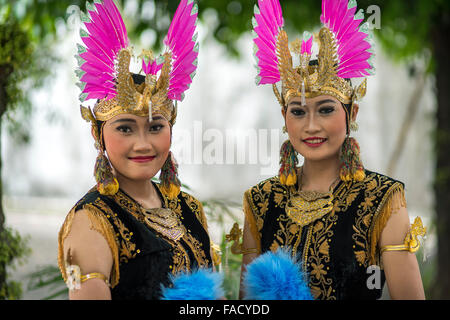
[351,103,359,121]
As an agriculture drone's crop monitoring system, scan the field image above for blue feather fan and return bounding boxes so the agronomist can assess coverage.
[161,268,224,300]
[243,249,313,300]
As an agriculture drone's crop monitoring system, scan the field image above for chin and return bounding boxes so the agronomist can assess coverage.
[299,149,336,162]
[132,171,159,181]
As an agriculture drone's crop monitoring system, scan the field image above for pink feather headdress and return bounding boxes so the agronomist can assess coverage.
[252,0,374,107]
[76,0,199,125]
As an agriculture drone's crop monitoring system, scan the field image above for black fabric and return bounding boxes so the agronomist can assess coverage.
[246,169,403,300]
[73,182,212,300]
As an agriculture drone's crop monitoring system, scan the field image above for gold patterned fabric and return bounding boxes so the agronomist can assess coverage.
[243,169,406,300]
[57,182,212,300]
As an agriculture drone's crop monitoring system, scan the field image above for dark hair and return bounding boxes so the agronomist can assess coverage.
[131,73,145,85]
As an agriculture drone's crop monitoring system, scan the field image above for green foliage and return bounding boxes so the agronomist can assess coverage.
[0,17,33,114]
[0,15,54,143]
[27,265,67,300]
[0,226,31,300]
[219,232,242,300]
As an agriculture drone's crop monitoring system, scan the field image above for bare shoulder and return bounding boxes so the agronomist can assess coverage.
[63,208,113,277]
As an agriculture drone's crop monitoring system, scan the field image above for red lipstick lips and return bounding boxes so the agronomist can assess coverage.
[129,156,156,163]
[303,137,327,148]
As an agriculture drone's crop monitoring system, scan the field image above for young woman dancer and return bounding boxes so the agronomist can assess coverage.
[238,0,425,300]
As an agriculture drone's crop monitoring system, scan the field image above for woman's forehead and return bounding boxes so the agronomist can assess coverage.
[288,95,340,106]
[107,113,168,123]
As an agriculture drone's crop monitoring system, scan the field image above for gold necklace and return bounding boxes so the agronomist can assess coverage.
[286,167,340,227]
[142,207,185,242]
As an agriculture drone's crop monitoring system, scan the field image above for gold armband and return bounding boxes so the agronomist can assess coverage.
[211,242,222,266]
[380,217,426,254]
[66,264,110,290]
[225,222,260,255]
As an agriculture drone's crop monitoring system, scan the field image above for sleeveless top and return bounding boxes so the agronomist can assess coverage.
[243,169,406,300]
[58,182,213,300]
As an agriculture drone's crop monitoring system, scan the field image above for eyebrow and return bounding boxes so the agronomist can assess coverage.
[315,99,336,106]
[111,116,164,125]
[289,99,336,107]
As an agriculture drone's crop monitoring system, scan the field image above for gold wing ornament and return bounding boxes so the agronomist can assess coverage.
[314,27,337,92]
[115,48,138,111]
[150,52,173,122]
[276,30,301,105]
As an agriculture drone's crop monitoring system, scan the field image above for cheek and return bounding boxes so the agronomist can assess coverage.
[326,111,348,141]
[103,130,130,159]
[153,127,172,156]
[285,112,301,136]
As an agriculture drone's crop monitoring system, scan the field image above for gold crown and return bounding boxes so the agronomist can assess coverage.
[82,48,177,125]
[273,27,367,108]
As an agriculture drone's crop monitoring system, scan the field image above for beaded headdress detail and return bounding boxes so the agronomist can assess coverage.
[75,0,198,197]
[76,0,199,125]
[252,0,374,107]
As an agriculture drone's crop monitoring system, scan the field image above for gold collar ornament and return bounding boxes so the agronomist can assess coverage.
[286,167,340,227]
[142,208,185,242]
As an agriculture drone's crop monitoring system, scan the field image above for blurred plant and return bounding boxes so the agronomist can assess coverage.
[219,232,242,300]
[26,265,67,300]
[0,227,30,299]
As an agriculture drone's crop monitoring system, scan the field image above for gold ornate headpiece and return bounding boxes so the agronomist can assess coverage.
[74,0,198,197]
[75,0,198,126]
[253,0,374,112]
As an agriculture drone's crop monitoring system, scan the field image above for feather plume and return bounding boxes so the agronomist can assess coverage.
[164,0,199,101]
[301,31,313,55]
[243,249,313,300]
[253,0,284,85]
[320,0,374,78]
[161,268,224,300]
[76,0,129,102]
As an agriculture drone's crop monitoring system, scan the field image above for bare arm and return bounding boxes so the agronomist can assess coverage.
[379,206,425,299]
[63,209,113,300]
[238,217,260,300]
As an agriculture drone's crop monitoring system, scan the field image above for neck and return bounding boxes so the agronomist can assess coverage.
[300,156,341,193]
[115,173,161,209]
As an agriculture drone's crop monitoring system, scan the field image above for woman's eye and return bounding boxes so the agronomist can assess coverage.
[319,106,335,114]
[150,124,164,132]
[117,125,132,133]
[290,108,306,116]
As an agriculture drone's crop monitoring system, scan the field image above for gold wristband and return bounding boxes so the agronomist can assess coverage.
[81,272,110,286]
[66,264,109,290]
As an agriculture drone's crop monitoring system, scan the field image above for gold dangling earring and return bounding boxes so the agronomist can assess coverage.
[282,125,287,134]
[92,122,118,195]
[94,149,119,195]
[279,139,298,185]
[159,151,181,199]
[339,136,365,182]
[349,121,359,132]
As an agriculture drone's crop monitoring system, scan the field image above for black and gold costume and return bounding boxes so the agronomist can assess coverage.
[243,169,406,300]
[58,182,212,300]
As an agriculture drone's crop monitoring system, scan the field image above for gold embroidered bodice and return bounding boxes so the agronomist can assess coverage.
[58,182,212,299]
[243,169,406,300]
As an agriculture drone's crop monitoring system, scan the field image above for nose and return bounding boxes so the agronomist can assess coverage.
[305,112,321,134]
[133,132,153,153]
